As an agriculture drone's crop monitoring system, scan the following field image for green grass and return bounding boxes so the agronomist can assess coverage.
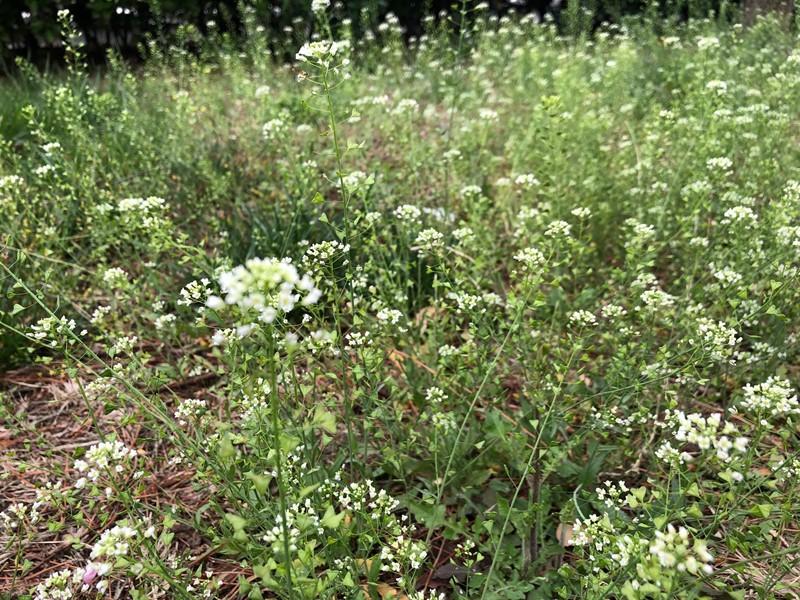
[1,6,800,600]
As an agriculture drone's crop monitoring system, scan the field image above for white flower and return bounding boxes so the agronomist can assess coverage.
[90,525,137,559]
[73,441,137,488]
[214,257,320,322]
[706,156,733,172]
[721,205,757,228]
[460,184,482,198]
[694,318,740,363]
[514,173,540,188]
[154,313,176,330]
[740,377,799,420]
[414,228,444,255]
[394,204,422,223]
[311,0,330,14]
[262,118,288,140]
[545,220,571,238]
[513,246,545,272]
[101,267,128,288]
[571,206,592,218]
[342,170,373,192]
[569,310,597,327]
[649,524,713,576]
[392,98,419,115]
[296,40,348,68]
[478,107,499,121]
[174,398,208,426]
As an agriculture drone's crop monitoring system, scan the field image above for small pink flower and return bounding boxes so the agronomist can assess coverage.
[82,565,98,585]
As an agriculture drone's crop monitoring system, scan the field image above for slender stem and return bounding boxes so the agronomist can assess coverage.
[269,347,294,594]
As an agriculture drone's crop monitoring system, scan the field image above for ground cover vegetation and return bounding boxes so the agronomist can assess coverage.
[2,3,800,598]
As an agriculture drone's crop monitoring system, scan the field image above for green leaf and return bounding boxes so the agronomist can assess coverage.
[312,407,336,434]
[253,563,271,582]
[298,483,320,499]
[321,505,344,530]
[219,432,236,460]
[687,503,703,518]
[750,504,773,518]
[245,471,271,495]
[248,586,264,600]
[225,513,247,532]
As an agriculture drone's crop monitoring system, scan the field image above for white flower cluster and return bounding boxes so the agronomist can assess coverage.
[571,513,632,561]
[178,277,213,306]
[302,240,350,274]
[776,225,800,249]
[513,246,545,273]
[639,288,676,311]
[710,265,742,287]
[338,480,399,517]
[33,569,81,600]
[376,307,404,325]
[262,117,288,141]
[391,98,419,116]
[394,204,422,223]
[657,411,748,473]
[345,330,372,348]
[409,591,446,600]
[0,174,24,192]
[706,156,733,172]
[311,0,329,14]
[101,266,128,288]
[461,184,482,198]
[262,498,323,555]
[571,206,592,218]
[721,205,758,228]
[601,304,627,319]
[414,228,445,255]
[740,376,799,422]
[447,291,489,315]
[545,219,572,238]
[596,480,630,510]
[1,502,40,531]
[174,398,208,426]
[74,440,137,489]
[116,196,167,229]
[238,381,272,424]
[30,316,83,348]
[208,257,321,323]
[68,524,138,593]
[342,170,373,192]
[648,524,713,575]
[380,535,428,573]
[478,107,499,121]
[453,226,475,243]
[514,173,540,188]
[569,310,597,327]
[694,317,740,363]
[296,40,349,70]
[625,218,656,246]
[154,313,176,330]
[90,524,137,560]
[110,335,138,356]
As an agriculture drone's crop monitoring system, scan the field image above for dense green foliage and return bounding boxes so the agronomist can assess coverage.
[2,0,747,66]
[2,5,800,599]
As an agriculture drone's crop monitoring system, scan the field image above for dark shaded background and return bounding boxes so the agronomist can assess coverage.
[0,0,794,69]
